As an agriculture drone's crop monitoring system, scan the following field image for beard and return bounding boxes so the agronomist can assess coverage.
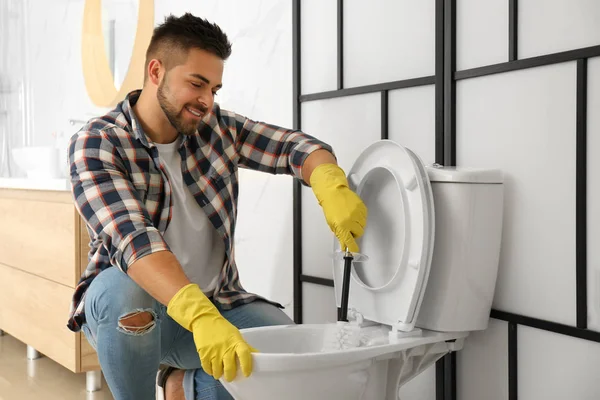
[156,78,207,136]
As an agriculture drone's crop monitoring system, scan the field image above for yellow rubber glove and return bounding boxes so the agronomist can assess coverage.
[166,283,257,382]
[309,163,367,253]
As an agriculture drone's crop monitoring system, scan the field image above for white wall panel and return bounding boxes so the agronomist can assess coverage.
[388,85,436,165]
[519,326,600,399]
[302,283,338,323]
[397,365,436,400]
[519,0,600,59]
[456,63,577,325]
[457,319,509,400]
[300,190,335,279]
[344,0,435,88]
[300,94,381,279]
[587,57,600,331]
[236,173,294,315]
[456,0,508,70]
[300,0,337,94]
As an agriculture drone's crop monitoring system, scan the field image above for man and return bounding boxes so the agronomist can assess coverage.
[68,13,367,400]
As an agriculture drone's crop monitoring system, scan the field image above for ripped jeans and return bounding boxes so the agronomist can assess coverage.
[81,267,293,400]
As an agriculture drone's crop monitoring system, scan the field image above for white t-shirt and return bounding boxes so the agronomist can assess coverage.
[154,137,225,296]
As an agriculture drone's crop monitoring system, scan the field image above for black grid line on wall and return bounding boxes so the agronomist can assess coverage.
[291,0,599,399]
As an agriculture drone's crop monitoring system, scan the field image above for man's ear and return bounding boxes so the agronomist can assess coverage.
[147,59,163,86]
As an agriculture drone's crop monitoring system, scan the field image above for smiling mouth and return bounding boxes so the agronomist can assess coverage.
[186,106,204,118]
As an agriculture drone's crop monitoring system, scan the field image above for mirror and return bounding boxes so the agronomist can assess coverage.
[101,0,139,91]
[82,0,153,107]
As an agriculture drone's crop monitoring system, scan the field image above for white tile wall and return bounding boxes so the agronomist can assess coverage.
[519,326,600,400]
[343,0,435,87]
[302,283,338,323]
[300,0,337,94]
[398,364,436,400]
[519,0,600,59]
[587,56,600,331]
[457,62,578,325]
[388,84,436,165]
[235,172,295,317]
[457,319,509,400]
[300,93,381,279]
[456,0,508,70]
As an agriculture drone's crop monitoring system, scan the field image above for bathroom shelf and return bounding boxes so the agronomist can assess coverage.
[0,187,100,376]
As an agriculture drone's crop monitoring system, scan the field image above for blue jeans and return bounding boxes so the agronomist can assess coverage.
[81,267,293,399]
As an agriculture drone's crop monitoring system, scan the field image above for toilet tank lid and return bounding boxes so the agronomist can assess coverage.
[425,165,504,183]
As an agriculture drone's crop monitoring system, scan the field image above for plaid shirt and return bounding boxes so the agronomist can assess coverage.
[66,90,333,332]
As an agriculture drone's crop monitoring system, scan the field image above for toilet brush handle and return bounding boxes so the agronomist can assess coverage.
[339,249,353,322]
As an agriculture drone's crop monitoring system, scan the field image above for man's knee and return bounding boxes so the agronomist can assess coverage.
[117,309,157,335]
[85,267,157,328]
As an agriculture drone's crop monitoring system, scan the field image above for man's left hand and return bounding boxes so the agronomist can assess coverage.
[309,163,367,253]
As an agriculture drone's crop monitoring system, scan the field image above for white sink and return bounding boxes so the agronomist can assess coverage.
[11,146,66,179]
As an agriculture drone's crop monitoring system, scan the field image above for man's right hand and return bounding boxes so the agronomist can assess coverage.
[166,283,257,382]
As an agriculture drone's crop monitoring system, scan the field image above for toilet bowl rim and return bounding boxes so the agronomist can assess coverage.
[239,324,469,372]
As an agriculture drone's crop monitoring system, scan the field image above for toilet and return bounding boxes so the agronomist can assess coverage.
[220,140,504,400]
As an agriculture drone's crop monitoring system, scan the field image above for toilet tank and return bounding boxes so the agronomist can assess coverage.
[415,165,504,332]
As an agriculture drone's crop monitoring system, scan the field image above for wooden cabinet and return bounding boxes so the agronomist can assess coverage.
[0,188,100,374]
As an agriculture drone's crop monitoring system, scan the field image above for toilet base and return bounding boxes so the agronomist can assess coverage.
[364,338,465,400]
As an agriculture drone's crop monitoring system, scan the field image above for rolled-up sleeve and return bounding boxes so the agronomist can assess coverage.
[226,110,335,184]
[68,129,170,273]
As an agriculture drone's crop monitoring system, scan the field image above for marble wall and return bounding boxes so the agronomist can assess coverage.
[0,0,296,315]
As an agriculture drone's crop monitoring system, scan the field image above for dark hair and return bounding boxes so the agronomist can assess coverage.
[144,13,232,79]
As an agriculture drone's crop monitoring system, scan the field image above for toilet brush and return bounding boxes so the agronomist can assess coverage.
[321,249,362,351]
[339,249,353,322]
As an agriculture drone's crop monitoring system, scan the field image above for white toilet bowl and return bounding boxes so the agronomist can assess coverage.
[221,140,504,400]
[222,324,467,400]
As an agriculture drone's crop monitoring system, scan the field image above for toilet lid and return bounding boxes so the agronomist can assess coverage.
[332,140,435,330]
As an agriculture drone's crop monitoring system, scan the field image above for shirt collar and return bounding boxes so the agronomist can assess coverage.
[120,90,152,148]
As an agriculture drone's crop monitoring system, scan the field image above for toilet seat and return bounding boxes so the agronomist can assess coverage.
[333,140,435,332]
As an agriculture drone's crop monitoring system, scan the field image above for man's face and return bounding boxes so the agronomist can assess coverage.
[156,48,224,136]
